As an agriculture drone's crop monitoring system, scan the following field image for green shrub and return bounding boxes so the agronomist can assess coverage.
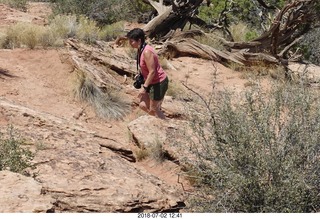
[38,26,60,48]
[0,126,33,173]
[49,0,90,16]
[228,22,259,42]
[245,30,259,42]
[198,0,287,34]
[99,21,125,41]
[185,81,320,212]
[299,27,320,65]
[0,14,122,49]
[20,23,44,49]
[0,0,27,11]
[3,22,48,49]
[48,14,77,39]
[4,22,25,48]
[49,0,148,25]
[75,16,100,44]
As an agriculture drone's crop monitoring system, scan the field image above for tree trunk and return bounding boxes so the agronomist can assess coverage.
[147,0,319,66]
[65,39,136,89]
[143,0,206,39]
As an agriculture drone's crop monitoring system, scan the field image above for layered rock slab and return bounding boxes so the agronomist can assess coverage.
[0,99,185,212]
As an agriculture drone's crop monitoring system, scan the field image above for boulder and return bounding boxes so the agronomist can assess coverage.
[128,115,198,165]
[288,62,320,84]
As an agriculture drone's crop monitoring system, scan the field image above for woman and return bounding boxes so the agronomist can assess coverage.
[126,28,169,119]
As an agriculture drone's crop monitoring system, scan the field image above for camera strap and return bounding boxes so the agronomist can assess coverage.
[136,42,147,74]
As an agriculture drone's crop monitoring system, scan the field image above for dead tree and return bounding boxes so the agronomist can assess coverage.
[223,0,319,61]
[256,0,276,10]
[65,39,136,90]
[68,0,319,80]
[143,0,207,39]
[150,0,319,66]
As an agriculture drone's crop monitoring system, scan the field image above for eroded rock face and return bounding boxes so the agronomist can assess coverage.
[128,115,167,149]
[0,171,54,213]
[31,136,184,212]
[127,115,197,165]
[0,99,185,212]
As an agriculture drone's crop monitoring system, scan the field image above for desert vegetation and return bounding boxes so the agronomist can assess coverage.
[180,77,320,212]
[1,0,320,213]
[0,126,33,173]
[72,70,130,120]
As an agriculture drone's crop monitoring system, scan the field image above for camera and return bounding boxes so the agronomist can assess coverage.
[133,73,145,89]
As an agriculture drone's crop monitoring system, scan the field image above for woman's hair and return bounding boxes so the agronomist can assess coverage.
[126,28,145,43]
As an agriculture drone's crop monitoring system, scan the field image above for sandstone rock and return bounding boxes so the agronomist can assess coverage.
[128,115,197,165]
[31,137,184,212]
[128,115,167,149]
[0,100,186,212]
[288,62,320,84]
[0,171,54,213]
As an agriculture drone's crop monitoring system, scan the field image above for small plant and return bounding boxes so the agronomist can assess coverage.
[134,138,166,163]
[35,141,47,151]
[3,22,47,49]
[0,126,33,173]
[99,21,125,41]
[229,22,258,42]
[38,27,59,48]
[20,23,44,49]
[4,22,25,48]
[75,16,100,44]
[150,138,166,163]
[48,14,78,40]
[73,70,130,120]
[135,148,149,161]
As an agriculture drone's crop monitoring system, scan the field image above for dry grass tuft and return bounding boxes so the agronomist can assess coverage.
[135,148,149,161]
[73,70,130,120]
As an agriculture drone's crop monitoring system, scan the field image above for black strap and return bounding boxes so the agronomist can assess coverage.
[136,42,147,73]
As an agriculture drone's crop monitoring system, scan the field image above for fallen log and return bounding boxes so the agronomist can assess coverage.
[65,38,136,78]
[69,51,122,90]
[159,38,247,65]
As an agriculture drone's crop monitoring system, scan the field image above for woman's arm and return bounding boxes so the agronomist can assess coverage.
[143,49,156,88]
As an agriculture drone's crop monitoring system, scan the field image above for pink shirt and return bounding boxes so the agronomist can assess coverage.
[139,45,167,85]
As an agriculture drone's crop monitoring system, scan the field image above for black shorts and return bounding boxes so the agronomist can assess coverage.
[148,77,169,101]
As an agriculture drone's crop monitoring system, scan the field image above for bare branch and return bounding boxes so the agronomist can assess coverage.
[147,0,171,14]
[256,0,276,9]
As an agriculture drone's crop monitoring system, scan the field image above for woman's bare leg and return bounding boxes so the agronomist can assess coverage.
[150,99,165,119]
[138,93,165,119]
[138,92,150,113]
